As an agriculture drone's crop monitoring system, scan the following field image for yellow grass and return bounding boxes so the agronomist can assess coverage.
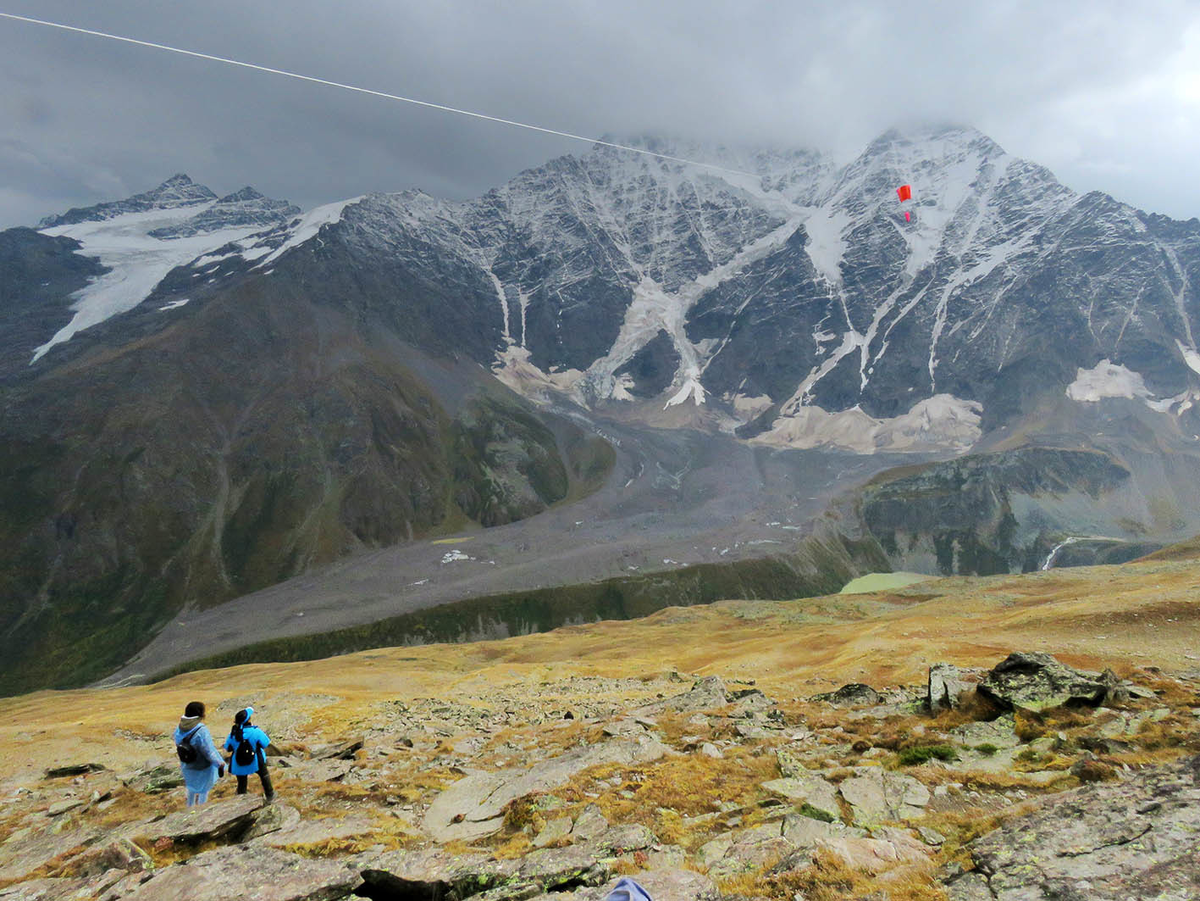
[2,553,1199,828]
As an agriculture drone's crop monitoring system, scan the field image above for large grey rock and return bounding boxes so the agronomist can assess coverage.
[0,871,127,901]
[255,813,375,851]
[424,734,668,842]
[812,684,881,707]
[928,663,978,711]
[244,803,303,842]
[42,837,152,879]
[570,804,608,841]
[532,816,573,848]
[699,824,793,878]
[133,795,263,845]
[781,813,865,849]
[360,847,518,899]
[946,754,1200,900]
[838,767,930,825]
[633,677,728,716]
[977,652,1109,713]
[363,826,655,900]
[772,826,929,875]
[760,774,841,821]
[0,826,101,882]
[119,845,360,901]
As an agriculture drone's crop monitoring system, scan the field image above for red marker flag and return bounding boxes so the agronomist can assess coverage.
[896,184,912,202]
[904,211,911,222]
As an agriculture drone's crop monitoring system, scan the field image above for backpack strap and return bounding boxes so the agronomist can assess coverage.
[179,724,202,745]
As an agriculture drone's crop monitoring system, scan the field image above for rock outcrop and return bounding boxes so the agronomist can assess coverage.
[946,755,1200,900]
[118,845,361,901]
[424,734,669,842]
[977,652,1111,712]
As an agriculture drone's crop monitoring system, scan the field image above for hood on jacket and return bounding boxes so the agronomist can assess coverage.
[178,715,203,733]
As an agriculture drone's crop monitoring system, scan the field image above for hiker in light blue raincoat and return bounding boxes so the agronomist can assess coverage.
[223,707,275,801]
[173,700,224,807]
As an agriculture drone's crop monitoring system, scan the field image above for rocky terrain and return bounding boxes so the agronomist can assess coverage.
[1,549,1197,900]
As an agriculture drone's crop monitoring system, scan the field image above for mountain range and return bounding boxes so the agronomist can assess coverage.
[3,123,1200,694]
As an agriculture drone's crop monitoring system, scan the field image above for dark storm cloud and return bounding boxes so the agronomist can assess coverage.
[1,0,1197,229]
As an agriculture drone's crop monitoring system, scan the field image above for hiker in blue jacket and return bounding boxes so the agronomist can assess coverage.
[223,707,275,801]
[173,700,224,807]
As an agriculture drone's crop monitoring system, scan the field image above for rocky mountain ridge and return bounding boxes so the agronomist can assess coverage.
[51,124,1189,456]
[19,127,1200,457]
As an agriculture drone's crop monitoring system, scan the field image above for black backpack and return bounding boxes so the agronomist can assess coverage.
[176,727,200,764]
[233,725,256,767]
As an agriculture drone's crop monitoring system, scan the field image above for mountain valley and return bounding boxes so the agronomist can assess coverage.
[2,124,1200,692]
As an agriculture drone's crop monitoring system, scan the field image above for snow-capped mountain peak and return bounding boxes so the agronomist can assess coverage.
[37,174,218,229]
[30,177,298,361]
[16,129,1200,460]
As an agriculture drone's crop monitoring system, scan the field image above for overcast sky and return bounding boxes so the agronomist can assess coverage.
[1,0,1198,229]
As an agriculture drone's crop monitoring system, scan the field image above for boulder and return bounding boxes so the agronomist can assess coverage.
[0,826,101,883]
[257,813,374,851]
[945,754,1200,900]
[838,767,930,825]
[517,842,609,889]
[311,739,364,761]
[597,824,655,854]
[118,845,360,901]
[0,871,127,900]
[812,684,881,707]
[760,773,841,821]
[633,676,728,716]
[360,847,518,899]
[781,813,864,850]
[423,734,668,842]
[364,827,654,901]
[570,804,608,841]
[773,827,928,875]
[133,795,263,845]
[46,799,86,818]
[928,664,977,711]
[977,652,1109,713]
[244,802,303,842]
[532,816,573,848]
[45,836,152,879]
[699,824,793,878]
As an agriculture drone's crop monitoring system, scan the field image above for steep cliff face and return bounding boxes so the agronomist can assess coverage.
[859,448,1133,575]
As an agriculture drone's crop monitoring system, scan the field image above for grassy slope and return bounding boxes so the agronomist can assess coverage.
[2,551,1197,783]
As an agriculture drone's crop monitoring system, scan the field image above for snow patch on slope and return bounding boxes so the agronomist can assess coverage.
[254,197,362,268]
[1066,360,1153,402]
[1068,357,1200,415]
[34,207,263,362]
[801,209,849,286]
[582,217,804,405]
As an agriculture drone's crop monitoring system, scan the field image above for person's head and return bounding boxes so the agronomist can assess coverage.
[184,701,205,719]
[234,706,254,726]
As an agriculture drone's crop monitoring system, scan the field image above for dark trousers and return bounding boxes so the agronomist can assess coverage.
[236,764,274,799]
